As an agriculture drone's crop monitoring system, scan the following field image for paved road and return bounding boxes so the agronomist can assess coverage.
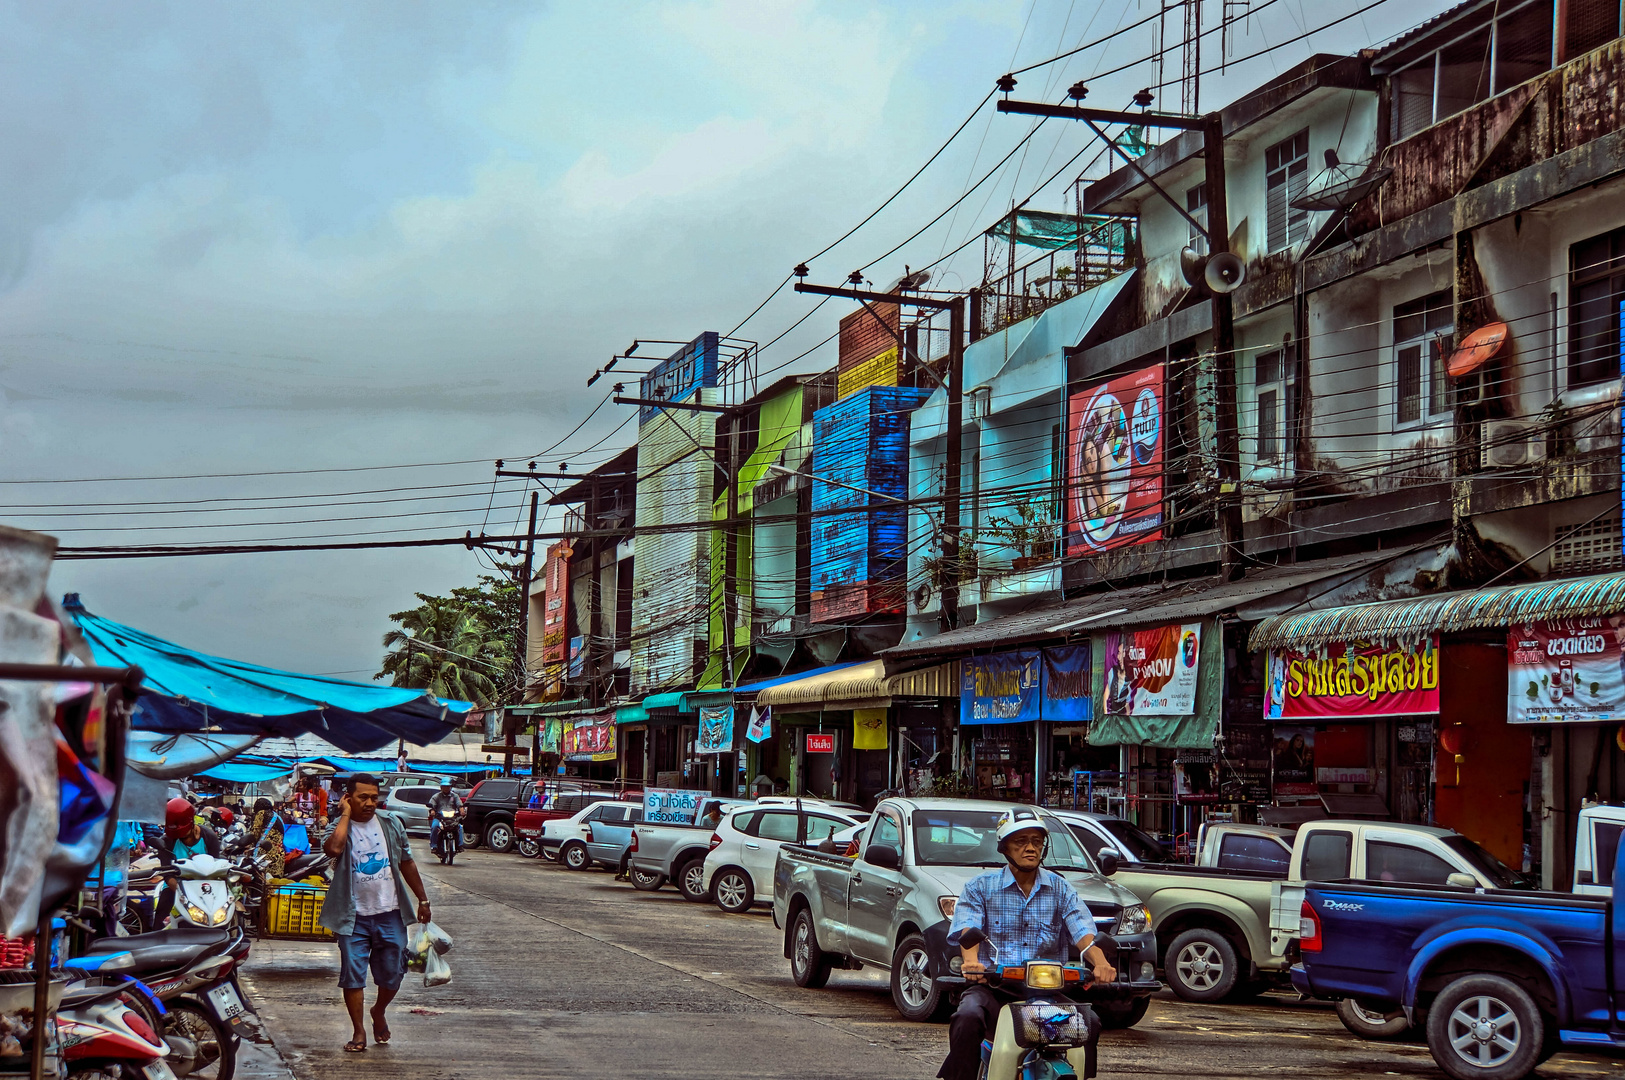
[241,848,1618,1080]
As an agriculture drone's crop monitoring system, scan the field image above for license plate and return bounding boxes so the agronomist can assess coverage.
[144,1060,179,1080]
[206,983,246,1022]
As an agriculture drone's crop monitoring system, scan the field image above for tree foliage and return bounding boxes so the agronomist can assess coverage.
[375,565,524,707]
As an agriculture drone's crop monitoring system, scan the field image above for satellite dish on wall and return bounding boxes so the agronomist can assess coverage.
[1204,252,1246,294]
[1292,149,1394,211]
[886,267,932,293]
[1180,246,1207,288]
[1448,322,1509,378]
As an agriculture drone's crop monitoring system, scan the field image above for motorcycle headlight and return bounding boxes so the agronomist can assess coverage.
[186,905,208,924]
[212,906,230,925]
[1025,962,1064,990]
[1114,904,1152,935]
[937,896,957,920]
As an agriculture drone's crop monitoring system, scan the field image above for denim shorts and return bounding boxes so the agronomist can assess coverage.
[337,909,407,991]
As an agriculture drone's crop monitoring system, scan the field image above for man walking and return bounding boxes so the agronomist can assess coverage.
[319,773,433,1053]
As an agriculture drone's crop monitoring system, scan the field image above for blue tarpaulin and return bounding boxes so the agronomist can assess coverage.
[198,761,294,783]
[66,598,471,754]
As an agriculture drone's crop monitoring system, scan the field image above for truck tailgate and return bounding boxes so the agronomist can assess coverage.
[1269,881,1305,957]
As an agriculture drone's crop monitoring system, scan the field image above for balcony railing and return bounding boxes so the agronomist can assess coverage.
[977,213,1136,339]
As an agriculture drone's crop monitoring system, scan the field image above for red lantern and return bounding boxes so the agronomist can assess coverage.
[1438,724,1468,755]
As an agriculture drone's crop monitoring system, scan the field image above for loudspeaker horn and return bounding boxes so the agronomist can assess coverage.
[1203,251,1246,294]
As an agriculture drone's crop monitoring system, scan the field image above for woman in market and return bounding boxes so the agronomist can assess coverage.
[248,798,289,877]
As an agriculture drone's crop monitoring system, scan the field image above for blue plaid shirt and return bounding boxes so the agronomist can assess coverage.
[948,866,1094,967]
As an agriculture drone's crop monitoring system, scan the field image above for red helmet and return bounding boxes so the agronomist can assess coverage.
[217,807,235,826]
[165,797,196,837]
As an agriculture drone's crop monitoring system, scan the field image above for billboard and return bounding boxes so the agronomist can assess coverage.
[539,542,571,700]
[638,332,719,424]
[1509,619,1625,724]
[1067,365,1164,554]
[1101,623,1201,717]
[563,713,616,761]
[1264,638,1440,719]
[644,788,707,824]
[959,646,1093,725]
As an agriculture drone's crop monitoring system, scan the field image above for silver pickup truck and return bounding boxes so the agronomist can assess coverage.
[771,797,1162,1028]
[627,797,752,899]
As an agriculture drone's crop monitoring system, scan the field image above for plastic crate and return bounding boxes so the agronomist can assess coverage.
[261,884,335,941]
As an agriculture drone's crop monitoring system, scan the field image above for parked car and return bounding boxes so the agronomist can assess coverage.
[773,798,1162,1028]
[542,800,645,870]
[384,784,470,835]
[627,797,755,900]
[1049,810,1173,865]
[1571,802,1625,895]
[1292,827,1625,1078]
[702,803,867,913]
[515,789,625,858]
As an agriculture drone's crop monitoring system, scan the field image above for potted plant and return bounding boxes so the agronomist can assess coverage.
[984,499,1057,571]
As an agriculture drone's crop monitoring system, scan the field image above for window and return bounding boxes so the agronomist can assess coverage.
[1265,130,1310,253]
[756,812,801,842]
[1594,822,1623,886]
[868,812,902,854]
[598,805,630,823]
[1186,183,1208,255]
[1254,348,1287,464]
[1497,0,1556,91]
[1364,840,1457,885]
[1301,830,1353,880]
[1100,819,1169,862]
[1435,27,1493,121]
[395,788,433,805]
[1569,225,1625,387]
[1217,834,1292,874]
[1566,0,1621,59]
[1393,291,1453,425]
[805,815,849,843]
[1068,823,1111,860]
[732,811,762,836]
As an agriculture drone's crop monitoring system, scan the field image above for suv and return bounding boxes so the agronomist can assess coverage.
[461,777,536,853]
[384,784,469,834]
[702,803,866,914]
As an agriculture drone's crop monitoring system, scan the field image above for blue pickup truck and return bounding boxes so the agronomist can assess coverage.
[1292,831,1625,1080]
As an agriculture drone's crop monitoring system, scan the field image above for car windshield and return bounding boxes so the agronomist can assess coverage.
[911,809,1094,872]
[1101,819,1169,862]
[1441,835,1536,889]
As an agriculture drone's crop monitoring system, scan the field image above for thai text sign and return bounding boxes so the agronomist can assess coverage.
[960,646,1093,725]
[1263,638,1440,719]
[1101,623,1201,716]
[1508,619,1625,724]
[644,788,706,824]
[1067,365,1164,554]
[806,732,835,753]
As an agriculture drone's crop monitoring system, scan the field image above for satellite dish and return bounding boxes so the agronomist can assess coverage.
[1204,252,1246,294]
[1180,246,1207,288]
[1292,149,1393,211]
[1448,322,1509,378]
[887,266,932,293]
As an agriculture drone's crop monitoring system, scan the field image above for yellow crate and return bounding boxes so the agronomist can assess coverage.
[263,884,335,941]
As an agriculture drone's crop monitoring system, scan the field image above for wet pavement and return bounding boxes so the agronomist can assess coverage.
[239,848,1621,1080]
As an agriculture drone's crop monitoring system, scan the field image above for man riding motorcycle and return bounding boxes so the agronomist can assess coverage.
[154,797,222,926]
[939,807,1116,1080]
[427,780,465,856]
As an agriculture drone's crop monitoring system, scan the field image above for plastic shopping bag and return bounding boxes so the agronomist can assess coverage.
[408,920,453,956]
[423,949,452,987]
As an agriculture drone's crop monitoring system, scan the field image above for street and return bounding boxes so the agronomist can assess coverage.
[238,850,1619,1080]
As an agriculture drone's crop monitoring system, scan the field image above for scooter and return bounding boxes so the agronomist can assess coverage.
[942,927,1101,1080]
[430,807,463,865]
[57,976,175,1080]
[165,855,247,931]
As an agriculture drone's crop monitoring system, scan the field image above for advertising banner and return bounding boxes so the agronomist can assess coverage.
[1042,645,1092,723]
[853,707,888,750]
[961,650,1041,724]
[644,788,707,824]
[697,705,735,754]
[745,705,772,743]
[1508,618,1625,724]
[562,714,615,760]
[1263,638,1440,719]
[1067,365,1164,554]
[1101,623,1202,717]
[1272,726,1317,796]
[540,542,571,700]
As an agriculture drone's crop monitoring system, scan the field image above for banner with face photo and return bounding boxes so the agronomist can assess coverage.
[1067,365,1164,555]
[1272,726,1317,796]
[1100,623,1202,716]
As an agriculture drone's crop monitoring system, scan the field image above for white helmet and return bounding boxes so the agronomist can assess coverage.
[995,806,1050,844]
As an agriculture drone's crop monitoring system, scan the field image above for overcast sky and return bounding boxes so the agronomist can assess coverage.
[0,0,1435,681]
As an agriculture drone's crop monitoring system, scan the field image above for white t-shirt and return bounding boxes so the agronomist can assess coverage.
[349,816,397,917]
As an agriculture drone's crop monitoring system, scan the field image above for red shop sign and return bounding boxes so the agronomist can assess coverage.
[806,732,835,753]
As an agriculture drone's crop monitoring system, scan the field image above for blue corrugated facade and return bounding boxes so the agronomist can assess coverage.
[809,384,931,622]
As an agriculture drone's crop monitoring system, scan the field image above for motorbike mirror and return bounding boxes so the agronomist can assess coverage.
[1096,851,1120,876]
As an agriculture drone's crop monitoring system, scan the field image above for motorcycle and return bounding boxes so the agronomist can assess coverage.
[57,976,176,1080]
[164,856,247,931]
[430,807,464,865]
[941,927,1101,1080]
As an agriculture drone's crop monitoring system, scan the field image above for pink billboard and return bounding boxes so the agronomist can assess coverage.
[1067,365,1164,555]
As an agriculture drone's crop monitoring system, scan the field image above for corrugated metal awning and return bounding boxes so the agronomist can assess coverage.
[756,660,889,710]
[1249,570,1625,651]
[887,661,959,698]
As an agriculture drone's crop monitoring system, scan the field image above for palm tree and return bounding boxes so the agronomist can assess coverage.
[376,595,510,707]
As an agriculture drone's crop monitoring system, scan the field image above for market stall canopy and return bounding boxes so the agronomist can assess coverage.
[1248,569,1625,651]
[65,597,470,753]
[197,759,293,784]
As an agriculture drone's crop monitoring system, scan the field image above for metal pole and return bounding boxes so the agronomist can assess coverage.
[723,417,739,689]
[941,296,966,629]
[1203,113,1244,581]
[508,490,539,777]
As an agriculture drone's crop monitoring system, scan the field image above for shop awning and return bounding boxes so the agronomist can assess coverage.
[755,660,890,710]
[66,598,470,754]
[507,699,588,717]
[1248,569,1625,651]
[196,760,294,784]
[887,661,960,698]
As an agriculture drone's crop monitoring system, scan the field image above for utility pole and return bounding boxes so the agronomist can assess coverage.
[995,88,1245,580]
[791,276,966,629]
[723,416,740,687]
[508,489,539,778]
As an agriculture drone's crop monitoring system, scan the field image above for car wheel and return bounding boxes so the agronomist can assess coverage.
[1337,997,1409,1040]
[890,933,949,1022]
[1426,974,1542,1080]
[561,842,590,871]
[630,867,665,891]
[1096,997,1151,1030]
[485,820,514,853]
[711,868,754,913]
[517,838,540,859]
[676,858,709,902]
[789,907,833,989]
[1165,928,1240,1002]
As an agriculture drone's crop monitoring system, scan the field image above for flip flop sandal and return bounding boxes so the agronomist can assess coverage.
[372,1018,391,1045]
[344,1039,367,1053]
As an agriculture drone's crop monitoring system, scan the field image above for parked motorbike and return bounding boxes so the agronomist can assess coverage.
[430,807,464,865]
[57,977,175,1080]
[164,856,246,931]
[944,927,1101,1080]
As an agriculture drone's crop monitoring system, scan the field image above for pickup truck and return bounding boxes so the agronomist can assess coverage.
[626,797,752,899]
[772,797,1162,1028]
[1292,828,1625,1079]
[514,790,623,859]
[1108,819,1532,1004]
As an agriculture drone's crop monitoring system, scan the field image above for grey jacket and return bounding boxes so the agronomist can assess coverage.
[317,810,418,935]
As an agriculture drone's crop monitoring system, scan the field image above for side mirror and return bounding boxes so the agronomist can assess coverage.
[1577,869,1594,885]
[1445,873,1479,889]
[1097,851,1120,876]
[865,844,901,870]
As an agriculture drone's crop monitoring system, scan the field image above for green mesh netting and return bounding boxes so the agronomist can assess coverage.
[987,210,1135,252]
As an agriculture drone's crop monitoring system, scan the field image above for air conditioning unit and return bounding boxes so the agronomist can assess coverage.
[1481,420,1546,469]
[967,386,992,421]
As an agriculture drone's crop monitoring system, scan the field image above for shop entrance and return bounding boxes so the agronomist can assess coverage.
[1434,643,1525,867]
